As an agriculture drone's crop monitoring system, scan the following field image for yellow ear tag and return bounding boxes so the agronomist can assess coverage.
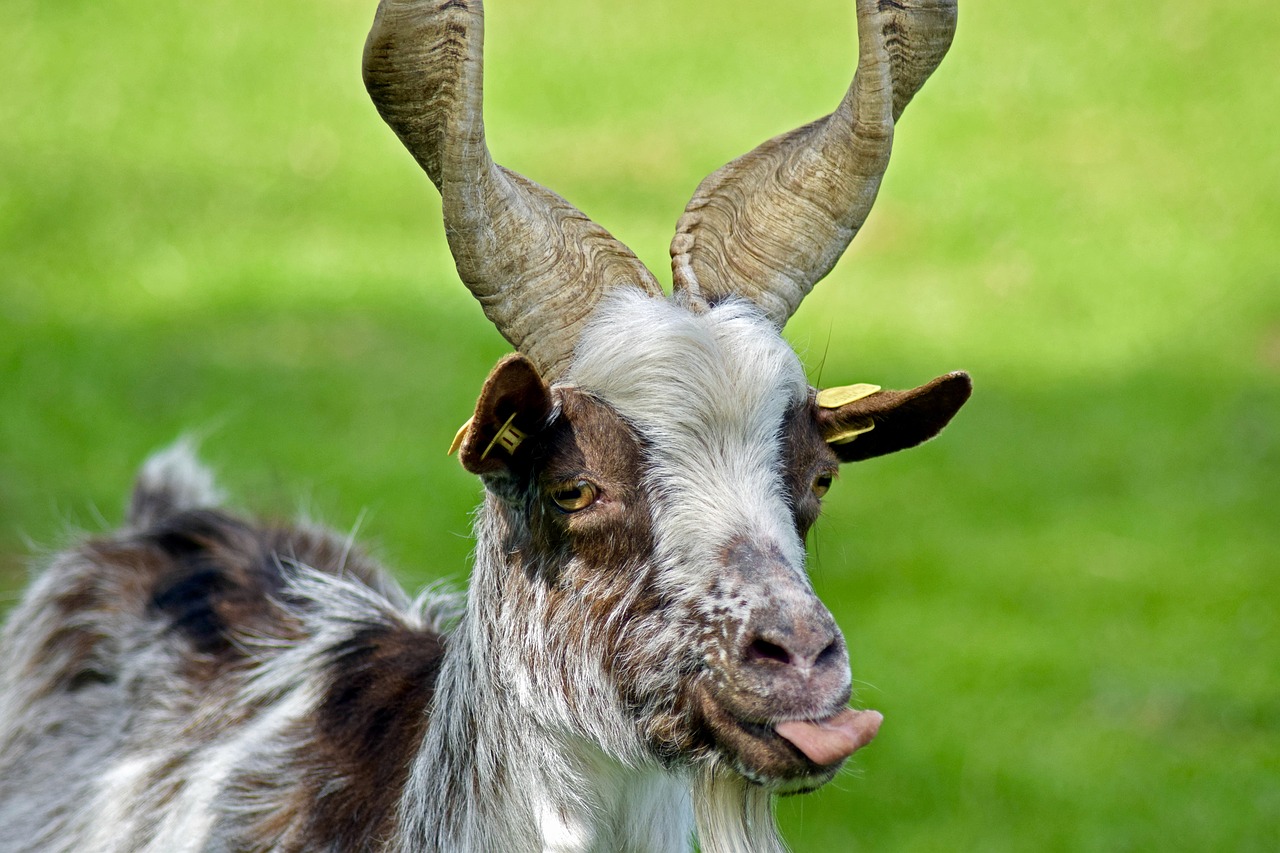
[826,419,875,445]
[480,412,527,461]
[817,383,881,409]
[447,417,474,456]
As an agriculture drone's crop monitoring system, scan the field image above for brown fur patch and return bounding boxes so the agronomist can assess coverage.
[138,509,392,679]
[782,399,841,537]
[27,507,395,700]
[146,511,293,661]
[314,623,443,844]
[241,621,446,850]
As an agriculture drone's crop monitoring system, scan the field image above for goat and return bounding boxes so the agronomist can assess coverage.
[0,0,968,850]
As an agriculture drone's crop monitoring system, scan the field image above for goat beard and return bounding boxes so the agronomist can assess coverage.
[692,763,786,853]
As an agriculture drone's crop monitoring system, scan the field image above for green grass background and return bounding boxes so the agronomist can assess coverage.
[2,0,1277,849]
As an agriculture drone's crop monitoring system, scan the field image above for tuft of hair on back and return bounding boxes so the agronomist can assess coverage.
[127,437,225,529]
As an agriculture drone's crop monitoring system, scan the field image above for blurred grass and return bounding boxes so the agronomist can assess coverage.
[2,0,1278,849]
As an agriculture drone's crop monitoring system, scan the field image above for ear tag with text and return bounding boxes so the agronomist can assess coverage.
[480,413,527,460]
[817,383,881,409]
[447,417,474,456]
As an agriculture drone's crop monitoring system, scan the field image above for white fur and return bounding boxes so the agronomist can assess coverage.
[129,437,224,527]
[147,688,318,852]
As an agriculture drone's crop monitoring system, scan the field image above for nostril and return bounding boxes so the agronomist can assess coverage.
[814,638,841,669]
[746,638,792,666]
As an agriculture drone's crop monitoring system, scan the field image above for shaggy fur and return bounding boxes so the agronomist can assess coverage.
[0,293,934,852]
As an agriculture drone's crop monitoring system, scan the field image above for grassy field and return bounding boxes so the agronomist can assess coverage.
[2,0,1277,849]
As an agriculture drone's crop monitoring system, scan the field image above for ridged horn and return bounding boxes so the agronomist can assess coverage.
[669,0,958,326]
[363,0,663,382]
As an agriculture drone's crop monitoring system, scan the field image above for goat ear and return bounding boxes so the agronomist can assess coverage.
[455,354,552,476]
[817,371,972,463]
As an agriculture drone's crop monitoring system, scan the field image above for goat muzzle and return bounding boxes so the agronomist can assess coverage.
[692,537,880,786]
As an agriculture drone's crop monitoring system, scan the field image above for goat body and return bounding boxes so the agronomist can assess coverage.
[0,1,969,850]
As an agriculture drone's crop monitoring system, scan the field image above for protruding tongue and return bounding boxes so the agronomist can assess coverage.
[775,708,883,766]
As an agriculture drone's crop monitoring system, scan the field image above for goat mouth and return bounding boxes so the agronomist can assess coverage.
[694,685,882,791]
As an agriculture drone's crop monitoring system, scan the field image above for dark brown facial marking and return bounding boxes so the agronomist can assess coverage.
[782,398,840,537]
[478,388,686,754]
[520,388,655,584]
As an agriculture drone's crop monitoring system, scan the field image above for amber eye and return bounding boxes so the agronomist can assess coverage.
[551,480,598,513]
[812,472,835,499]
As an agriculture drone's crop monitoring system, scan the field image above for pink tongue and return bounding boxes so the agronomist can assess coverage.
[775,708,883,766]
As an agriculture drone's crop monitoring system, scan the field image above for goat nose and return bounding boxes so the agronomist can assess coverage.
[742,616,845,676]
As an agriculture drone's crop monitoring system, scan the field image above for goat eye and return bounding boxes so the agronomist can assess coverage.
[812,472,835,499]
[551,480,598,513]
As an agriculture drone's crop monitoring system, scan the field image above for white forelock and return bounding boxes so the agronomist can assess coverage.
[566,290,811,587]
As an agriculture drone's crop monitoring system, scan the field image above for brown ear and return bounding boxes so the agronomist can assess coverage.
[817,371,972,463]
[457,354,552,476]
